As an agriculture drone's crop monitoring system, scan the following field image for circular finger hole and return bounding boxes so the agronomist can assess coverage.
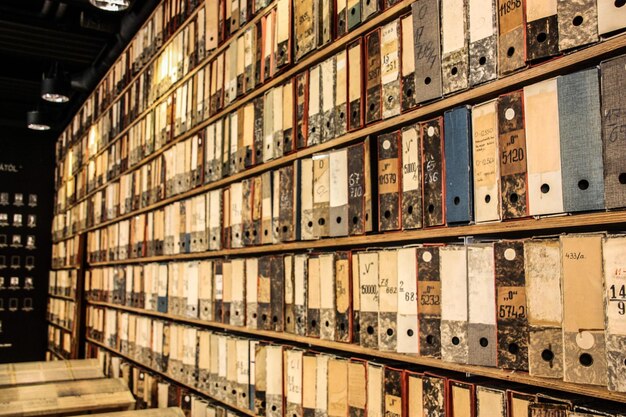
[579,353,593,367]
[541,349,554,362]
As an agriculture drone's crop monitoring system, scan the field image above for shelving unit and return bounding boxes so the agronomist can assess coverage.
[46,234,87,360]
[49,0,626,413]
[86,338,256,417]
[86,300,626,403]
[52,21,626,243]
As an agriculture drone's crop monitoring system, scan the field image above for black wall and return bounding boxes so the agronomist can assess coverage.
[0,128,54,363]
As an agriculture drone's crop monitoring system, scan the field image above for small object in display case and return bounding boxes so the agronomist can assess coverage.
[9,276,18,290]
[27,214,36,228]
[28,194,37,207]
[0,213,8,226]
[26,235,35,250]
[11,234,22,248]
[13,193,23,207]
[0,193,8,205]
[25,255,35,270]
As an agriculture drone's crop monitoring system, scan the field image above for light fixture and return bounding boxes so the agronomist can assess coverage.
[26,110,51,131]
[89,0,131,11]
[41,63,70,103]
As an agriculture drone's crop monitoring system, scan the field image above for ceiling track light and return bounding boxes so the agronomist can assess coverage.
[26,110,51,131]
[41,62,71,103]
[89,0,131,12]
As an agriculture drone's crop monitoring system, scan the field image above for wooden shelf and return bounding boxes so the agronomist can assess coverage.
[47,320,73,334]
[87,210,626,266]
[53,30,626,244]
[46,348,65,360]
[62,0,278,214]
[85,337,256,417]
[51,264,80,270]
[86,300,626,403]
[48,293,76,302]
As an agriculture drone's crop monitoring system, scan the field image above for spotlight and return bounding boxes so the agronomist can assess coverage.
[41,64,70,103]
[26,110,51,131]
[89,0,131,11]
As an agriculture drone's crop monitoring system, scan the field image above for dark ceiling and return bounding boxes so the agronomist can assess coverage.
[0,0,158,141]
